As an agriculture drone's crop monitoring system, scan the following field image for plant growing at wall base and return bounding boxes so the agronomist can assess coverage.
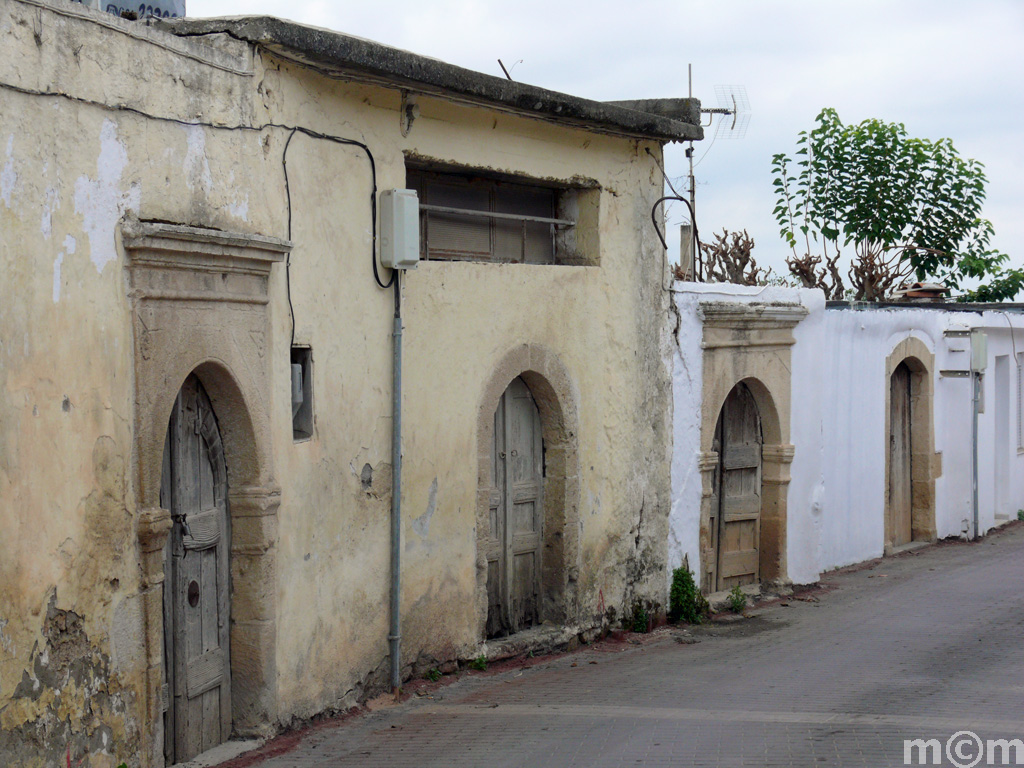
[621,600,652,633]
[468,655,488,671]
[424,667,442,682]
[1017,509,1024,522]
[772,108,1023,301]
[727,585,747,613]
[668,567,709,624]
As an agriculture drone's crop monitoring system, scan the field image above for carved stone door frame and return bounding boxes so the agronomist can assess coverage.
[124,220,289,766]
[696,302,806,594]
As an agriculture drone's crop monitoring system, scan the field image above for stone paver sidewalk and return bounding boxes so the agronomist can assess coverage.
[221,525,1024,767]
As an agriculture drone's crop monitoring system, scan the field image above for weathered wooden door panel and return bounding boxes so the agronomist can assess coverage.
[486,377,543,637]
[162,375,231,764]
[889,363,913,547]
[715,383,762,591]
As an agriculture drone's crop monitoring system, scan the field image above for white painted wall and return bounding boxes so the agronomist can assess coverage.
[670,283,1024,589]
[818,306,1024,572]
[668,283,824,586]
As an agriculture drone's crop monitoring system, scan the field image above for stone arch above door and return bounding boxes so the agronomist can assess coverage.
[884,336,939,551]
[696,302,806,594]
[124,221,289,765]
[475,345,581,639]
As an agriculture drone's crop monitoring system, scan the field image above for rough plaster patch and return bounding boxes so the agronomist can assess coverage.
[73,120,140,274]
[184,124,213,192]
[411,477,438,540]
[1,135,15,207]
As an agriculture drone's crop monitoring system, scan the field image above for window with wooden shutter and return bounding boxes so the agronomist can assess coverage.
[406,167,596,265]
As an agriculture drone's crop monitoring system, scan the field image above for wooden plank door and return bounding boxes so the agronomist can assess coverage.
[889,362,913,547]
[715,383,762,591]
[485,377,543,637]
[161,375,231,764]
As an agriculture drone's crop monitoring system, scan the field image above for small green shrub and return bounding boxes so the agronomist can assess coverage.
[424,667,441,682]
[1017,509,1024,522]
[668,567,708,624]
[469,655,487,671]
[727,584,747,613]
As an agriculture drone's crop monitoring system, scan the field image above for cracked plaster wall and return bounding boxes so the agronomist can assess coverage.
[264,54,673,721]
[2,0,674,757]
[0,1,267,764]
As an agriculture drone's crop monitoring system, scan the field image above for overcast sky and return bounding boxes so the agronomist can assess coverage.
[194,0,1024,283]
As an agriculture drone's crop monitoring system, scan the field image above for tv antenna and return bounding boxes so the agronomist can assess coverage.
[682,66,749,279]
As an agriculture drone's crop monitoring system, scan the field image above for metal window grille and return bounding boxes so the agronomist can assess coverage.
[408,170,571,264]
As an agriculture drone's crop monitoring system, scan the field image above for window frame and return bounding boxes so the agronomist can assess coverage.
[405,164,597,266]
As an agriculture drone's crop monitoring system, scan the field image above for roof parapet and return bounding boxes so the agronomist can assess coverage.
[161,16,703,143]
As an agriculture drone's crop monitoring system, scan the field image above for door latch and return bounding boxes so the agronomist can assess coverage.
[172,512,192,538]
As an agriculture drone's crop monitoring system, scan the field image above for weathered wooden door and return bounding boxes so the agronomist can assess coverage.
[485,377,544,638]
[714,383,762,591]
[889,362,913,547]
[161,375,231,764]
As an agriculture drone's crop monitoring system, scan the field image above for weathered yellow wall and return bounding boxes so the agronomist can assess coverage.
[0,2,272,764]
[0,0,673,762]
[262,57,673,720]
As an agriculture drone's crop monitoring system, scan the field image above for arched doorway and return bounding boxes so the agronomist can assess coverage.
[888,361,914,548]
[475,346,581,641]
[484,377,544,637]
[161,374,231,764]
[882,338,938,552]
[710,382,763,591]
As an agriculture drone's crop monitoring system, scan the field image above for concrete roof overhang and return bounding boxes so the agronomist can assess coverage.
[163,15,704,143]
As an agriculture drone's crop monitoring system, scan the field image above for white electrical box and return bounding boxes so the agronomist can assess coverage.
[971,329,988,372]
[380,189,420,270]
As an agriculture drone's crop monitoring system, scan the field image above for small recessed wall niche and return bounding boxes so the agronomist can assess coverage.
[291,346,314,441]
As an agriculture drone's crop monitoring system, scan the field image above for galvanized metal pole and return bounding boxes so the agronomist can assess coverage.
[389,275,403,694]
[971,370,980,541]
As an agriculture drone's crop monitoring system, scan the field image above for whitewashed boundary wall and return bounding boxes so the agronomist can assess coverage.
[669,283,1024,590]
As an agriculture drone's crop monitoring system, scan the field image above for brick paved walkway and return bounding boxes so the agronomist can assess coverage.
[223,525,1024,767]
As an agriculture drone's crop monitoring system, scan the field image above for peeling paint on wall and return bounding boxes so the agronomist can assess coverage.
[0,617,13,656]
[183,124,213,192]
[72,120,140,274]
[1,134,15,207]
[52,253,63,304]
[40,172,58,239]
[0,593,138,768]
[228,196,249,221]
[411,478,438,540]
[52,235,76,304]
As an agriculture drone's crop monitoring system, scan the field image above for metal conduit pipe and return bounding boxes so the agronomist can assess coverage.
[389,274,403,695]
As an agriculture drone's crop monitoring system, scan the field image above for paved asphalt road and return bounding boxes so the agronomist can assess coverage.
[221,524,1024,768]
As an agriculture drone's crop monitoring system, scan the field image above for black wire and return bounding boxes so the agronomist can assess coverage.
[282,125,392,290]
[283,128,298,349]
[651,195,702,278]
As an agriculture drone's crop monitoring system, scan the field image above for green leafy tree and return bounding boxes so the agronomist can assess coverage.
[772,108,1022,301]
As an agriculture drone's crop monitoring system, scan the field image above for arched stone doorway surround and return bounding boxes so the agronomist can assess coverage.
[123,220,289,766]
[883,335,939,552]
[696,302,807,594]
[475,345,581,639]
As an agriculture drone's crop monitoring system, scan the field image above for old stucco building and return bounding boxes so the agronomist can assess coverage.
[0,1,703,764]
